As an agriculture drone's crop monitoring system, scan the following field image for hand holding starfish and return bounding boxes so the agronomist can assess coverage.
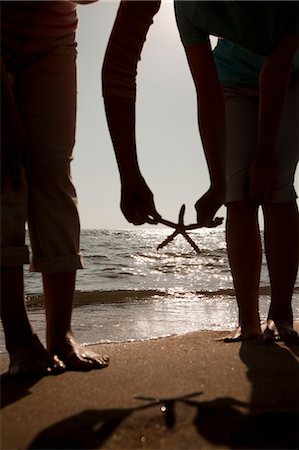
[156,205,200,253]
[150,204,223,253]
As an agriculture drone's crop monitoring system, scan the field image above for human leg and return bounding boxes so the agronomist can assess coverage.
[224,202,262,341]
[43,272,108,370]
[263,201,299,343]
[1,267,66,378]
[261,73,299,343]
[0,60,64,378]
[222,86,262,341]
[18,37,108,370]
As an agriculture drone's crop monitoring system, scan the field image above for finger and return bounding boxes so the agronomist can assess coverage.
[198,217,211,228]
[146,212,162,225]
[146,217,158,225]
[131,210,159,224]
[132,217,146,225]
[206,217,224,228]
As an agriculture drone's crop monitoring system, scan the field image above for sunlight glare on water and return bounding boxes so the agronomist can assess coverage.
[0,227,297,352]
[0,291,284,353]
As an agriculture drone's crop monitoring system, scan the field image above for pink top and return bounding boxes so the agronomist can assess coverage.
[1,1,97,38]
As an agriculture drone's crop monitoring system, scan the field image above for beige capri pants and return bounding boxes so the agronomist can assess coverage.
[223,72,299,204]
[1,31,83,273]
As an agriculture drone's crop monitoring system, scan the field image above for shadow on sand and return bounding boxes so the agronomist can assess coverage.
[24,341,298,449]
[0,371,41,410]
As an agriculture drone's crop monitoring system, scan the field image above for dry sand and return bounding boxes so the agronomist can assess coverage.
[1,325,299,450]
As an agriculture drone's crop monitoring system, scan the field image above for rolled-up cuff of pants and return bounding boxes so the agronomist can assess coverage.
[1,245,30,268]
[30,254,84,273]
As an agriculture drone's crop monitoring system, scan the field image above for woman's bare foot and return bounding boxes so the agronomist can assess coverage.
[8,334,65,380]
[222,326,261,343]
[262,320,299,344]
[48,333,109,371]
[274,320,298,344]
[261,320,277,344]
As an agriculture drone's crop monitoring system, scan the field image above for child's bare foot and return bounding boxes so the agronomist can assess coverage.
[222,326,261,343]
[49,334,109,371]
[8,334,65,380]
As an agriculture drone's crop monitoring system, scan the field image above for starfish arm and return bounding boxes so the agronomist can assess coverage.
[157,231,179,250]
[182,231,201,254]
[178,204,186,225]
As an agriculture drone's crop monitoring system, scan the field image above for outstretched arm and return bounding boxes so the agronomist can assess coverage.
[250,33,299,203]
[102,0,161,225]
[184,41,226,226]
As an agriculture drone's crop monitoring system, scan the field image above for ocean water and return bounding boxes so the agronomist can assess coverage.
[1,228,298,353]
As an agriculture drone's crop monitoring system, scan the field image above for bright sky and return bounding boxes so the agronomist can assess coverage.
[74,0,298,230]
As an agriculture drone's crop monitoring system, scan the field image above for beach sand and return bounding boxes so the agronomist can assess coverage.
[1,325,298,450]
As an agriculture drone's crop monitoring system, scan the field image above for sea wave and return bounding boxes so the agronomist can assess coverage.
[25,286,299,308]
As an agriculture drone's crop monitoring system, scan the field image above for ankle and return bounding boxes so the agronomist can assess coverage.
[6,333,44,355]
[268,312,293,326]
[239,320,261,336]
[47,330,75,354]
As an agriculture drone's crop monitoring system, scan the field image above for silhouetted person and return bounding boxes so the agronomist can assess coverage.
[103,1,299,344]
[175,1,299,343]
[1,1,108,379]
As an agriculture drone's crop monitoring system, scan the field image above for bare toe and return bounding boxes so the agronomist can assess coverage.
[50,355,67,374]
[262,327,275,344]
[52,339,109,372]
[61,349,109,371]
[222,327,243,343]
[221,327,261,343]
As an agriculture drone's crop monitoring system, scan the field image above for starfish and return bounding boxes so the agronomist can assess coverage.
[155,204,202,253]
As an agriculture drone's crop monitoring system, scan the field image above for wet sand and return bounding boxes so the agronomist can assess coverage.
[1,324,299,450]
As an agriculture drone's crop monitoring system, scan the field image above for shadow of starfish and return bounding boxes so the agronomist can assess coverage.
[155,204,202,253]
[135,392,203,428]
